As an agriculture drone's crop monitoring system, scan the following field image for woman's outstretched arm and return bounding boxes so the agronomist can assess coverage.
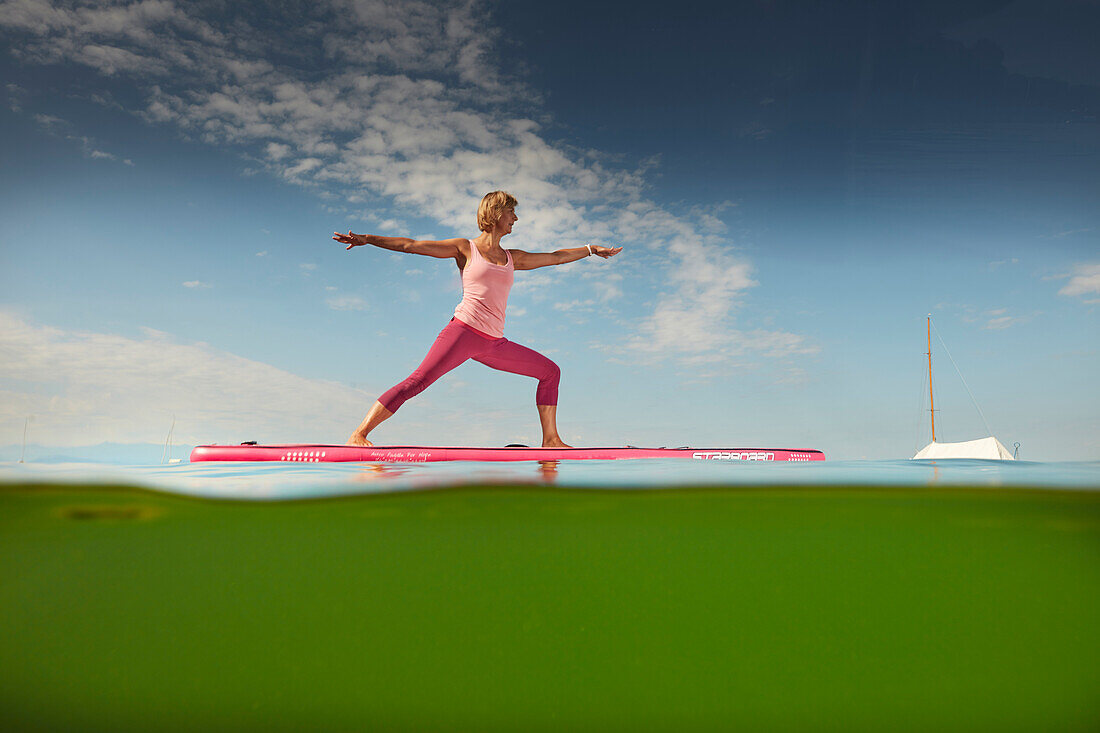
[334,231,466,259]
[511,244,622,271]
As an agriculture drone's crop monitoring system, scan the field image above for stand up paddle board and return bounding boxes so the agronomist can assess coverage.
[189,444,825,463]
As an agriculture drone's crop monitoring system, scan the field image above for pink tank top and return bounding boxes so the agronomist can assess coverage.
[453,241,514,338]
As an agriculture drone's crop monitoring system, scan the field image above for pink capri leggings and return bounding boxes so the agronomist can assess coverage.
[378,318,560,413]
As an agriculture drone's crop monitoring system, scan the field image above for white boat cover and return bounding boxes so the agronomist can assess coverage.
[912,436,1015,460]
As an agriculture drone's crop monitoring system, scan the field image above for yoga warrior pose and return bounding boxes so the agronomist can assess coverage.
[334,191,622,448]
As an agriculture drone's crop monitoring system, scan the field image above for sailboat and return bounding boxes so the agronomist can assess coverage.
[911,315,1015,460]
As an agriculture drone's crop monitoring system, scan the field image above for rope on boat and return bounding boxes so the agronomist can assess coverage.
[930,319,995,438]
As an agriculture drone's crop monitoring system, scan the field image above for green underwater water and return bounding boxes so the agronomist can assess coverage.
[2,483,1099,732]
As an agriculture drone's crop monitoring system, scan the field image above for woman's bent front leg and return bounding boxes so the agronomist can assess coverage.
[474,340,569,448]
[536,404,570,449]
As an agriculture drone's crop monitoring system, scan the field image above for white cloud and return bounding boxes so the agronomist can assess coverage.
[7,86,24,111]
[1041,228,1091,240]
[618,293,816,365]
[982,307,1033,330]
[326,295,367,311]
[182,280,211,288]
[579,268,623,302]
[23,111,133,163]
[264,142,290,160]
[283,156,323,180]
[0,0,807,373]
[78,42,160,75]
[553,298,596,313]
[1058,263,1100,299]
[984,316,1017,330]
[32,111,64,127]
[0,310,375,446]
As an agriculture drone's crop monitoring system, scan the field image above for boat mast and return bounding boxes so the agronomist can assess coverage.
[927,314,935,443]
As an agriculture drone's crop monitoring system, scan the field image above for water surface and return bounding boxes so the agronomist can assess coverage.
[2,457,1098,500]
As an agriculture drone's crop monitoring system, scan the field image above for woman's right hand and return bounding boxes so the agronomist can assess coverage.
[333,231,366,249]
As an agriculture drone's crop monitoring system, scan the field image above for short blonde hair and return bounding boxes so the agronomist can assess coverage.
[477,191,518,232]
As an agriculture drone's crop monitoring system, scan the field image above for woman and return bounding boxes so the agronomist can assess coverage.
[333,191,622,448]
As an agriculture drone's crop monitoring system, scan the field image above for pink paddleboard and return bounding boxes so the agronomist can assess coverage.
[189,444,825,463]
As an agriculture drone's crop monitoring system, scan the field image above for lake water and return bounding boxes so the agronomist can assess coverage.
[4,455,1099,730]
[3,456,1098,499]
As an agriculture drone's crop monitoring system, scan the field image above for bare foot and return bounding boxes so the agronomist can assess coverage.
[346,433,374,447]
[542,438,572,449]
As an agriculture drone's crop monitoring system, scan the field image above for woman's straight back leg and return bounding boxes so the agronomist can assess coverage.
[378,321,493,413]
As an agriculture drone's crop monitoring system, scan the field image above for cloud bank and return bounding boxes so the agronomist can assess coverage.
[0,310,375,445]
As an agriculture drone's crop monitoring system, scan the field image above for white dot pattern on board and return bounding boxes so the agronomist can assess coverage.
[279,449,331,462]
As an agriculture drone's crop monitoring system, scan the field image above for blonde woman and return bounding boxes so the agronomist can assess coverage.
[334,191,622,448]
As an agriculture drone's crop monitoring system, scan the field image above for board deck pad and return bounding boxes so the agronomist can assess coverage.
[190,444,825,463]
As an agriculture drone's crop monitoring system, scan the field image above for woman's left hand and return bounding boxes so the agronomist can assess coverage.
[590,245,623,259]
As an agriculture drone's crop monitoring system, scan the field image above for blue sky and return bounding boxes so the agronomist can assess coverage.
[1,0,1097,459]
